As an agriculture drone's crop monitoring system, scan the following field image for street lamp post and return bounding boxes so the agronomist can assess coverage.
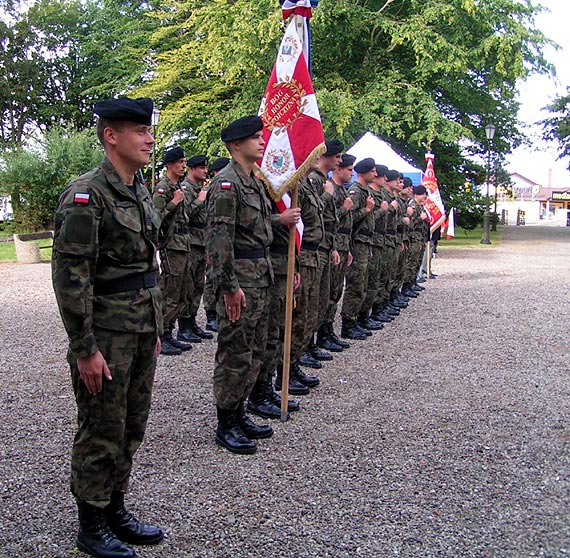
[481,123,495,245]
[151,106,161,192]
[491,157,498,231]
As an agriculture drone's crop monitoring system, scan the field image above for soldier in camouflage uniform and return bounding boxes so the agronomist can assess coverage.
[309,139,344,358]
[392,175,414,301]
[402,183,429,297]
[203,157,231,333]
[205,116,274,455]
[179,155,214,342]
[153,146,194,355]
[52,98,164,558]
[340,158,376,340]
[359,164,391,330]
[321,154,355,350]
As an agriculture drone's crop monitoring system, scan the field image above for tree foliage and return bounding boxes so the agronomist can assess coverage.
[542,88,570,169]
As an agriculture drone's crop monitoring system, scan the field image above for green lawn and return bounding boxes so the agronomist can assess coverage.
[0,239,52,262]
[439,226,502,248]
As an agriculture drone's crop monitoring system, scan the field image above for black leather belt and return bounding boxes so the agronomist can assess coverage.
[271,244,289,255]
[234,247,270,259]
[337,228,352,235]
[318,246,330,253]
[190,222,206,230]
[94,272,156,296]
[301,242,320,251]
[357,230,372,237]
[175,226,189,234]
[324,225,336,233]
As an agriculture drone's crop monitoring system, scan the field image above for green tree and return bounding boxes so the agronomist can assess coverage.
[0,127,103,230]
[542,88,570,169]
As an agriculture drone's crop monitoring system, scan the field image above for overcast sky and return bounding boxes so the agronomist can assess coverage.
[506,0,570,187]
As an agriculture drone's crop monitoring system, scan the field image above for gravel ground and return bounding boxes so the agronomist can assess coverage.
[1,225,569,558]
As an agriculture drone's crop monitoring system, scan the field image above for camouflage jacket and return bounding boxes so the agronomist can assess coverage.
[180,177,207,248]
[332,179,353,252]
[408,199,429,243]
[369,187,387,248]
[298,176,325,267]
[396,196,410,245]
[348,181,374,244]
[52,157,162,360]
[382,189,399,248]
[152,175,194,251]
[205,160,273,294]
[308,168,337,252]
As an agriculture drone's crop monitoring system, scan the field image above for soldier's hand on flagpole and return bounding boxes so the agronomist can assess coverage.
[342,197,354,211]
[365,196,375,212]
[77,351,112,396]
[331,250,340,266]
[172,189,185,205]
[224,289,247,323]
[324,180,334,195]
[279,207,301,227]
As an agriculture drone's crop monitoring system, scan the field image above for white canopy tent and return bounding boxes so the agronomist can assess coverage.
[347,132,424,185]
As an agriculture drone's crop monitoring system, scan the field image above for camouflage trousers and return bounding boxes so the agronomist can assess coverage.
[360,244,383,317]
[404,240,425,284]
[325,249,350,323]
[317,248,331,330]
[186,245,206,317]
[214,286,270,410]
[341,241,371,321]
[376,243,397,306]
[291,263,320,363]
[68,328,157,508]
[387,244,406,295]
[257,273,287,384]
[160,248,192,328]
[203,273,216,314]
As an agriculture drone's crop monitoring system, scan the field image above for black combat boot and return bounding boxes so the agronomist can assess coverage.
[275,364,310,395]
[412,282,425,291]
[159,334,182,356]
[309,336,333,361]
[76,501,136,558]
[401,284,418,298]
[371,304,394,323]
[247,377,285,420]
[267,375,300,412]
[389,293,408,309]
[341,317,367,340]
[104,492,164,546]
[357,313,384,331]
[166,326,192,352]
[177,317,202,343]
[327,322,350,349]
[189,315,213,340]
[205,309,219,332]
[215,406,257,454]
[236,401,273,439]
[299,351,322,369]
[316,323,343,352]
[293,362,320,388]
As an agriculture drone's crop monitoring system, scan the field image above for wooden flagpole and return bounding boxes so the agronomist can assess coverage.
[280,185,298,422]
[426,240,432,278]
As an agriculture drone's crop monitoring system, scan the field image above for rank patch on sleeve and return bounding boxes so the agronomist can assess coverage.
[349,191,356,195]
[220,182,232,190]
[74,193,90,204]
[157,188,165,194]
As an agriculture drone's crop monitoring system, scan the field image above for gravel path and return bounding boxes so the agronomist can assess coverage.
[1,225,569,558]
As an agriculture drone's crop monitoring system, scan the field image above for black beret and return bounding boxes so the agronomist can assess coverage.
[354,157,376,174]
[93,97,154,126]
[375,164,389,177]
[221,116,263,142]
[324,139,344,157]
[338,154,356,168]
[210,157,230,173]
[413,185,427,195]
[162,146,185,164]
[385,169,400,181]
[403,177,413,188]
[187,155,208,168]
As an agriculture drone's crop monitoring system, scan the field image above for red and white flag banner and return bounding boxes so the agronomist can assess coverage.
[422,153,446,234]
[445,207,456,240]
[257,12,325,201]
